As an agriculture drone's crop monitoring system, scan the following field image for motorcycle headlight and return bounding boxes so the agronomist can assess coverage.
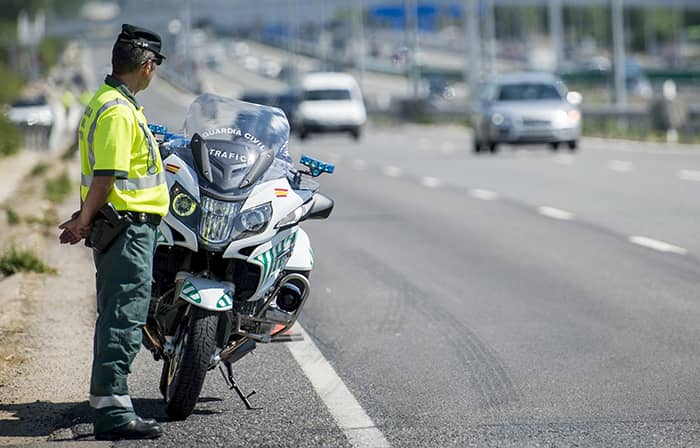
[200,196,241,244]
[232,202,272,240]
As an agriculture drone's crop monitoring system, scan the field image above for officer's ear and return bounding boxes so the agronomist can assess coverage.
[142,58,156,75]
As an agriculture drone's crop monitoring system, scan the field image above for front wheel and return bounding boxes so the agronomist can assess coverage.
[163,307,218,420]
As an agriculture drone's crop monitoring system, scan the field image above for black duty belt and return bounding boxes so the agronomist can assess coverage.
[119,210,162,226]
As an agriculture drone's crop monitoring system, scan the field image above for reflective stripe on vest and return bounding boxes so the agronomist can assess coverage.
[87,98,131,169]
[89,394,133,409]
[81,171,166,191]
[138,122,160,175]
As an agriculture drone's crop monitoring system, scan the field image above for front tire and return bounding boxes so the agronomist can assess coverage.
[163,307,218,420]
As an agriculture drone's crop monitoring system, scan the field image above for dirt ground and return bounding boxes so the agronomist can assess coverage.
[0,147,99,446]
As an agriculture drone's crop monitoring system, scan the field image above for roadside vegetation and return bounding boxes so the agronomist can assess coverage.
[44,170,72,203]
[0,245,56,276]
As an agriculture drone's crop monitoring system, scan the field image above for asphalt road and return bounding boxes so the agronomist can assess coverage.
[73,42,700,447]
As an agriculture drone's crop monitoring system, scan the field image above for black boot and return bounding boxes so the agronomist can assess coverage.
[95,417,163,440]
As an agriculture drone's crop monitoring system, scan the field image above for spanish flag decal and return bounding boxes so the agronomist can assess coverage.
[274,188,288,198]
[166,163,180,174]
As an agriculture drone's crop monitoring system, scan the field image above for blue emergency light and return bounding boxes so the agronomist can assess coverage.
[148,124,183,142]
[300,155,335,177]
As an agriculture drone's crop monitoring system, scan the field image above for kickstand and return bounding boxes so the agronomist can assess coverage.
[219,362,259,410]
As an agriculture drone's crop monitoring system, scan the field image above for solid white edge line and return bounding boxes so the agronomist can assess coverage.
[537,206,574,220]
[286,325,391,448]
[470,189,498,200]
[678,169,700,182]
[628,236,688,255]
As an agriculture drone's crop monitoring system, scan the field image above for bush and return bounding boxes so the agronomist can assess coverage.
[31,161,49,176]
[37,37,65,75]
[5,207,20,225]
[0,61,24,105]
[0,115,22,157]
[45,171,72,203]
[0,245,56,276]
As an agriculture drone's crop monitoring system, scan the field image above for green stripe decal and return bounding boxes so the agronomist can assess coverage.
[217,291,233,309]
[182,281,201,303]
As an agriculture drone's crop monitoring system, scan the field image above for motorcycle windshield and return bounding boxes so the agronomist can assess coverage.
[183,93,293,196]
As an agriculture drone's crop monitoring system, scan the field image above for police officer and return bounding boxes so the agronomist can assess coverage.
[58,24,169,440]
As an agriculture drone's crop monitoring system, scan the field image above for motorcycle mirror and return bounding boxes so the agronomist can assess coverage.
[239,148,275,189]
[190,133,213,183]
[304,192,334,220]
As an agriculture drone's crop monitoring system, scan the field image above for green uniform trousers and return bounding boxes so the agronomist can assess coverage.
[89,222,156,433]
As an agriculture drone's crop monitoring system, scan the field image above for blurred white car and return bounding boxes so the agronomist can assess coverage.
[293,72,367,140]
[471,72,582,153]
[8,95,54,127]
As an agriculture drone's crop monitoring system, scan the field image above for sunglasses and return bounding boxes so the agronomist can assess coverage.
[145,58,162,66]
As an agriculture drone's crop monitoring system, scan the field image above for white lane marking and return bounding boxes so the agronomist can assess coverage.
[628,236,688,255]
[421,177,441,188]
[352,159,368,171]
[607,160,633,172]
[537,206,574,220]
[470,189,498,200]
[678,169,700,182]
[555,154,576,165]
[287,325,391,448]
[383,166,402,177]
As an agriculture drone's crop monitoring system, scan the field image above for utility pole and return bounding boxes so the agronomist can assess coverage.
[405,0,420,98]
[611,0,627,108]
[352,0,366,92]
[548,0,563,71]
[464,0,481,100]
[484,0,496,75]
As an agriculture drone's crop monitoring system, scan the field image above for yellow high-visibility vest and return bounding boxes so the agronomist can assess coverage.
[78,77,169,216]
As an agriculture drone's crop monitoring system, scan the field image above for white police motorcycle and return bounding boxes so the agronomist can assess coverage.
[143,93,334,420]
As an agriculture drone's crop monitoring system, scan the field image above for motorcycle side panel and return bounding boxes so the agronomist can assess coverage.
[164,154,201,201]
[285,227,313,271]
[163,215,198,251]
[162,153,199,251]
[155,223,173,246]
[246,228,297,301]
[176,273,234,311]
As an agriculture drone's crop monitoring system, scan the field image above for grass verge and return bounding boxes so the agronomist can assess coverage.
[0,245,56,276]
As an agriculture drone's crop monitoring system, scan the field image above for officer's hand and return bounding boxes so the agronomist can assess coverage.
[58,216,91,244]
[58,228,81,245]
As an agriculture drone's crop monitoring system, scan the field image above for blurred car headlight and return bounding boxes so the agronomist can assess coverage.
[491,112,507,126]
[567,109,581,123]
[553,110,581,128]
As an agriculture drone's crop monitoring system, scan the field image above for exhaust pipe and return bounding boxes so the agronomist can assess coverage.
[276,282,303,312]
[220,338,256,364]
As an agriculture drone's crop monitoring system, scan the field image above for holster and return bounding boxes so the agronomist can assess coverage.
[85,203,132,254]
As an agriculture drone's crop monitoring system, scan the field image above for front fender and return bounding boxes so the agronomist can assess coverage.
[175,272,234,311]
